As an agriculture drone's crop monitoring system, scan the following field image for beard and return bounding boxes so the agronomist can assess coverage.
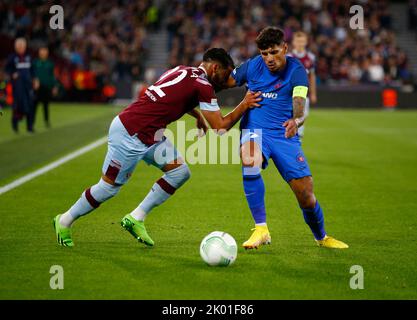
[213,82,224,93]
[211,76,226,93]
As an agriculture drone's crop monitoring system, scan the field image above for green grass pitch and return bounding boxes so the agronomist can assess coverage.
[0,104,416,299]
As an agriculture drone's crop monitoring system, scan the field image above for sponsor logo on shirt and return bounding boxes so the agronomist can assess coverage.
[262,92,278,99]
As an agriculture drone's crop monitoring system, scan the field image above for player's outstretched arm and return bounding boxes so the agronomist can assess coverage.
[188,109,208,134]
[283,95,306,138]
[201,91,262,133]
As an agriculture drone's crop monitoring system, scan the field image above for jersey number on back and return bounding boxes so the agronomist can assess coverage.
[148,66,187,98]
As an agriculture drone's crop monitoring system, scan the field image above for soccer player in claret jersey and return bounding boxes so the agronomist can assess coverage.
[288,31,317,137]
[225,27,348,249]
[53,48,262,247]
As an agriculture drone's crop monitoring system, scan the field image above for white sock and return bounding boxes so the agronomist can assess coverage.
[58,179,119,228]
[130,206,147,222]
[130,183,172,221]
[255,222,267,227]
[59,210,78,228]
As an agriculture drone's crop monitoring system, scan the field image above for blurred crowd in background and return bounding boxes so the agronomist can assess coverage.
[0,0,159,103]
[167,0,415,87]
[0,0,416,108]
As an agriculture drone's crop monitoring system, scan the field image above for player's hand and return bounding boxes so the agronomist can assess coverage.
[283,119,298,138]
[196,115,208,137]
[242,91,262,109]
[52,86,59,96]
[12,72,18,80]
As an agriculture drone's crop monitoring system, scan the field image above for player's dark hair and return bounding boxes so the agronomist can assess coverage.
[203,48,235,69]
[256,27,285,50]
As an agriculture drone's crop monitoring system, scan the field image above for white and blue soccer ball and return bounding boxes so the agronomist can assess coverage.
[200,231,237,267]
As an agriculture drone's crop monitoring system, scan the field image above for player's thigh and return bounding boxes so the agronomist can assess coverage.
[143,137,183,170]
[102,117,147,185]
[240,141,264,167]
[270,137,312,183]
[240,130,265,167]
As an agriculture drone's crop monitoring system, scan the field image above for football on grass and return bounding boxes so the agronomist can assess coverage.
[200,231,237,266]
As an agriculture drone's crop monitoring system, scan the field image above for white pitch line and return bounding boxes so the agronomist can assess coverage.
[0,136,107,196]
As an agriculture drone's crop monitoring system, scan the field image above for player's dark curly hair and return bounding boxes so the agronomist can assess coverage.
[255,27,285,50]
[203,48,235,69]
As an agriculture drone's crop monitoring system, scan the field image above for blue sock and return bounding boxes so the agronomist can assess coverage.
[242,166,266,224]
[302,201,326,240]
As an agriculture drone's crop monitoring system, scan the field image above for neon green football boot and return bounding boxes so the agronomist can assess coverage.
[53,214,74,247]
[121,214,154,246]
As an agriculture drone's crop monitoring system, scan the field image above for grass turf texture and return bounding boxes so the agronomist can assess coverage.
[0,104,120,184]
[0,105,416,299]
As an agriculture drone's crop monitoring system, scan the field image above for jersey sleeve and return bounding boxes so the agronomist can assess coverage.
[291,66,309,88]
[291,66,309,98]
[231,59,250,86]
[196,79,220,112]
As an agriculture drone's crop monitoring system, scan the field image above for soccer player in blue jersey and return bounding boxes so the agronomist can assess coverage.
[225,27,348,249]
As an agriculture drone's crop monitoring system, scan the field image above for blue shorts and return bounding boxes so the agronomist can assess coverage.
[240,129,311,182]
[102,116,180,185]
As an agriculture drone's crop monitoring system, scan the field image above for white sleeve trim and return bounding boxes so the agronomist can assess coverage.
[196,78,211,86]
[199,99,220,111]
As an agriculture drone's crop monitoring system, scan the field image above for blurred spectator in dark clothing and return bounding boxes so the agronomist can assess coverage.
[5,38,38,133]
[1,0,154,101]
[33,46,58,128]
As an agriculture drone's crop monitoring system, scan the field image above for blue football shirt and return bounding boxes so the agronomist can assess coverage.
[232,55,309,131]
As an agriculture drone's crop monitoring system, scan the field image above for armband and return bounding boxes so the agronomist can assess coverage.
[292,86,308,99]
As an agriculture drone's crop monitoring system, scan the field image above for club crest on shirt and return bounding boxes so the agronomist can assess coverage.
[296,153,305,163]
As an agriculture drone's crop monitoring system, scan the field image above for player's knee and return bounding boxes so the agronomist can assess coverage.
[181,164,191,183]
[164,163,191,189]
[241,148,262,167]
[241,154,254,167]
[298,190,316,209]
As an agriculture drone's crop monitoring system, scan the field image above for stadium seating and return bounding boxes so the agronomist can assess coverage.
[0,0,159,100]
[166,0,413,87]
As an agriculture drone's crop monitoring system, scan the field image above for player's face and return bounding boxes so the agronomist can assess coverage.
[39,48,49,59]
[209,64,233,91]
[15,40,27,55]
[259,44,288,73]
[292,36,308,52]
